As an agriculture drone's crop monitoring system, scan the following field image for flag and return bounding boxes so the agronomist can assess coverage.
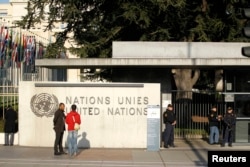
[31,36,36,65]
[0,27,8,58]
[23,34,27,63]
[25,36,36,65]
[37,42,44,59]
[11,31,19,63]
[0,26,4,49]
[0,26,4,56]
[17,32,23,63]
[4,29,11,68]
[0,26,5,67]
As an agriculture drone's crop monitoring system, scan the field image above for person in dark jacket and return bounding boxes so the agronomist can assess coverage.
[163,104,176,148]
[208,105,222,145]
[221,107,236,147]
[4,106,17,146]
[53,103,66,155]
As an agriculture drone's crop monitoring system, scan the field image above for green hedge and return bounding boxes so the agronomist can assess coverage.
[0,119,4,132]
[175,128,208,136]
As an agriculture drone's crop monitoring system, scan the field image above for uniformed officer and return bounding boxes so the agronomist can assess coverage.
[221,107,236,147]
[163,104,176,148]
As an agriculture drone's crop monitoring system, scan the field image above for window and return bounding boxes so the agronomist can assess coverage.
[0,9,7,16]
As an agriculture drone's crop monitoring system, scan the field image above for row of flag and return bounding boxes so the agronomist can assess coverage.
[0,26,46,68]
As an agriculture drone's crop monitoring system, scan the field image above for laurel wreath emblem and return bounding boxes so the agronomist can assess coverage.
[30,93,59,117]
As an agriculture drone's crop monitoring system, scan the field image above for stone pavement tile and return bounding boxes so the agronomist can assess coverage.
[1,139,250,167]
[184,150,207,162]
[173,139,211,149]
[73,149,165,167]
[160,150,191,162]
[164,161,207,167]
[74,148,133,161]
[0,158,103,167]
[0,146,60,160]
[160,150,208,167]
[132,150,162,162]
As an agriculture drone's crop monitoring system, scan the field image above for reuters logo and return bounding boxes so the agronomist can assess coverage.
[30,93,59,117]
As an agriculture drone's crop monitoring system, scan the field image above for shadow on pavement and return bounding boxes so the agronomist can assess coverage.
[183,138,208,166]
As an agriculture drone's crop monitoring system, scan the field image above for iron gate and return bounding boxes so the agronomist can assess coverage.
[171,91,225,139]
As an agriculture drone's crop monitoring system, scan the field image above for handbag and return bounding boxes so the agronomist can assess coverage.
[72,116,80,130]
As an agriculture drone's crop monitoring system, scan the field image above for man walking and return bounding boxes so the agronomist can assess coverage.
[53,103,67,155]
[163,104,176,148]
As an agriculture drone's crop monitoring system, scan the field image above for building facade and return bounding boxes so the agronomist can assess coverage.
[1,1,250,146]
[36,41,250,144]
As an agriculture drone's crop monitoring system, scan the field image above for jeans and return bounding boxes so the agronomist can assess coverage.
[67,130,78,156]
[209,126,219,144]
[5,133,14,145]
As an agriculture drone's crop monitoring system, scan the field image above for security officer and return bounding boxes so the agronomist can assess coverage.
[163,104,176,148]
[221,107,236,147]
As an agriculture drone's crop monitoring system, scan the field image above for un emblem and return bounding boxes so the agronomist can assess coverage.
[30,93,59,117]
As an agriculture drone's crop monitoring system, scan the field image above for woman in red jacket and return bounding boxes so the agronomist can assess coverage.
[66,104,81,156]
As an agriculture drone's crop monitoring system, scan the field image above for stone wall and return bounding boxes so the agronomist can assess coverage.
[18,82,160,148]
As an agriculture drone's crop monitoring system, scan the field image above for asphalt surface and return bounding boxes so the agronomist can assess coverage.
[0,139,250,167]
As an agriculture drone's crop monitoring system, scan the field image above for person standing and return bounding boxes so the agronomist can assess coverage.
[66,104,81,157]
[208,105,222,145]
[53,103,67,155]
[4,106,17,146]
[221,107,236,147]
[163,104,176,148]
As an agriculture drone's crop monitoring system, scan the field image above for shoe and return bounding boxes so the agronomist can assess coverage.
[54,152,61,156]
[221,144,225,147]
[170,144,175,148]
[60,151,67,154]
[228,143,232,147]
[3,144,8,146]
[164,145,169,148]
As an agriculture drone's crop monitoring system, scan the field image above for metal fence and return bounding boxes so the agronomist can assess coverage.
[0,84,19,111]
[0,84,18,132]
[0,64,227,139]
[171,91,225,139]
[0,67,19,132]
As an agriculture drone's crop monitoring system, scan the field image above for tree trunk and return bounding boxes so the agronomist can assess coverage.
[201,0,208,12]
[172,69,200,100]
[215,69,223,91]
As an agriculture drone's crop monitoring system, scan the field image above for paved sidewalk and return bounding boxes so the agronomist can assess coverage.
[0,139,250,167]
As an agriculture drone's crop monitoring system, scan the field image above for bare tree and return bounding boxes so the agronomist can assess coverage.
[172,69,200,100]
[215,70,223,91]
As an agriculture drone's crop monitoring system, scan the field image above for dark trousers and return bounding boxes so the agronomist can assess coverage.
[164,123,174,146]
[223,127,234,144]
[5,133,14,145]
[54,131,64,153]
